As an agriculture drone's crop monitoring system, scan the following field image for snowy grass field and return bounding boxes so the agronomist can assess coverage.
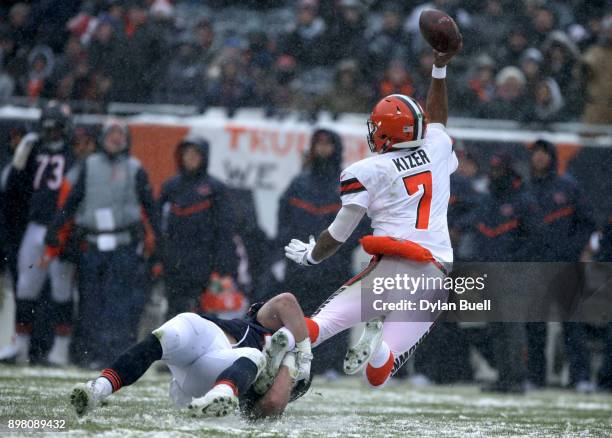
[1,365,611,437]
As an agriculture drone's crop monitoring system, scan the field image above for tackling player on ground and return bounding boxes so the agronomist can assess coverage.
[285,45,461,387]
[70,293,314,419]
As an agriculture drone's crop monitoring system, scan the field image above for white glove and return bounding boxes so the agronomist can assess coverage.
[12,133,38,170]
[285,235,319,266]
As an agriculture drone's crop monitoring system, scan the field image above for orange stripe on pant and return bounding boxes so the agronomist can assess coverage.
[304,317,320,344]
[366,352,394,387]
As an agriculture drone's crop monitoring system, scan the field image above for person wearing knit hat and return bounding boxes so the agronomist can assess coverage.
[478,66,529,119]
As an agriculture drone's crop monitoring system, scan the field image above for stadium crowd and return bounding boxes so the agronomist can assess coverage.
[0,0,611,123]
[0,0,611,396]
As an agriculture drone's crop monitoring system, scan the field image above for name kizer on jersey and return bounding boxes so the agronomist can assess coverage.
[391,149,431,173]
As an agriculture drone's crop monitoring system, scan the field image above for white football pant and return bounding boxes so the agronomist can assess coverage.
[312,256,448,374]
[153,312,264,408]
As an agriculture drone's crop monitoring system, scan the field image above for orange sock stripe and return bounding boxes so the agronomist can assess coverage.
[100,368,122,392]
[99,373,118,392]
[304,317,320,343]
[16,323,33,335]
[366,352,394,387]
[100,370,119,392]
[54,324,72,336]
[215,379,239,396]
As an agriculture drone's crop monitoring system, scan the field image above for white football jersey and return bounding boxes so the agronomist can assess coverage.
[340,123,457,263]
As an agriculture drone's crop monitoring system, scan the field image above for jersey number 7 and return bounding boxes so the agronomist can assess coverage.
[402,171,432,230]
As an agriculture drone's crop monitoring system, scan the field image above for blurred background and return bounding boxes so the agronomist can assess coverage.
[0,0,611,395]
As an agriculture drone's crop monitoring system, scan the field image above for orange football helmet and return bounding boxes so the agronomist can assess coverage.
[367,94,428,153]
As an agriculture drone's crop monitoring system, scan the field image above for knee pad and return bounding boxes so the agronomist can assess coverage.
[234,347,265,378]
[152,313,197,359]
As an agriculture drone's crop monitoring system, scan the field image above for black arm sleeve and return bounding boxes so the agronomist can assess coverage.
[136,167,160,238]
[45,167,86,247]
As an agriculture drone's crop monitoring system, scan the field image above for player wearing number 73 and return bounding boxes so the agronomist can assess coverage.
[285,47,461,387]
[0,101,76,366]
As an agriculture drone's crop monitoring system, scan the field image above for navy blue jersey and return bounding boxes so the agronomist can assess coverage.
[159,173,236,284]
[5,140,74,226]
[202,303,272,351]
[468,188,542,262]
[528,175,595,261]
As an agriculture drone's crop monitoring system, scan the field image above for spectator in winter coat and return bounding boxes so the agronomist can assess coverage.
[582,15,612,124]
[158,136,237,318]
[280,0,328,68]
[526,139,596,390]
[320,59,371,115]
[480,67,530,120]
[467,154,542,393]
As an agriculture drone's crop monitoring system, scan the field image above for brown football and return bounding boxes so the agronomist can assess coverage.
[419,9,462,53]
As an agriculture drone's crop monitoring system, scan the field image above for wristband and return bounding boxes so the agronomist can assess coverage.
[432,65,447,79]
[306,251,320,265]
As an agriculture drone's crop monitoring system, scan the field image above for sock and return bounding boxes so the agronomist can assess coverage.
[100,334,162,392]
[47,335,71,365]
[366,351,394,387]
[52,302,73,336]
[94,376,113,398]
[215,357,259,396]
[277,327,296,351]
[296,338,311,355]
[369,341,390,368]
[100,369,122,393]
[304,317,320,344]
[212,382,237,397]
[15,333,30,361]
[16,299,36,335]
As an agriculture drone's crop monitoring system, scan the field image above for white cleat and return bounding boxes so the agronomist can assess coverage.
[0,335,30,365]
[0,344,19,364]
[253,330,290,394]
[189,385,238,418]
[296,351,313,382]
[343,319,384,375]
[70,381,100,417]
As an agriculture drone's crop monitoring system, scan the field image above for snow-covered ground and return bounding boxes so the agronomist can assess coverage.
[1,365,611,437]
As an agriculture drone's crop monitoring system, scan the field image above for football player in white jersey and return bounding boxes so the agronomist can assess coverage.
[286,47,461,387]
